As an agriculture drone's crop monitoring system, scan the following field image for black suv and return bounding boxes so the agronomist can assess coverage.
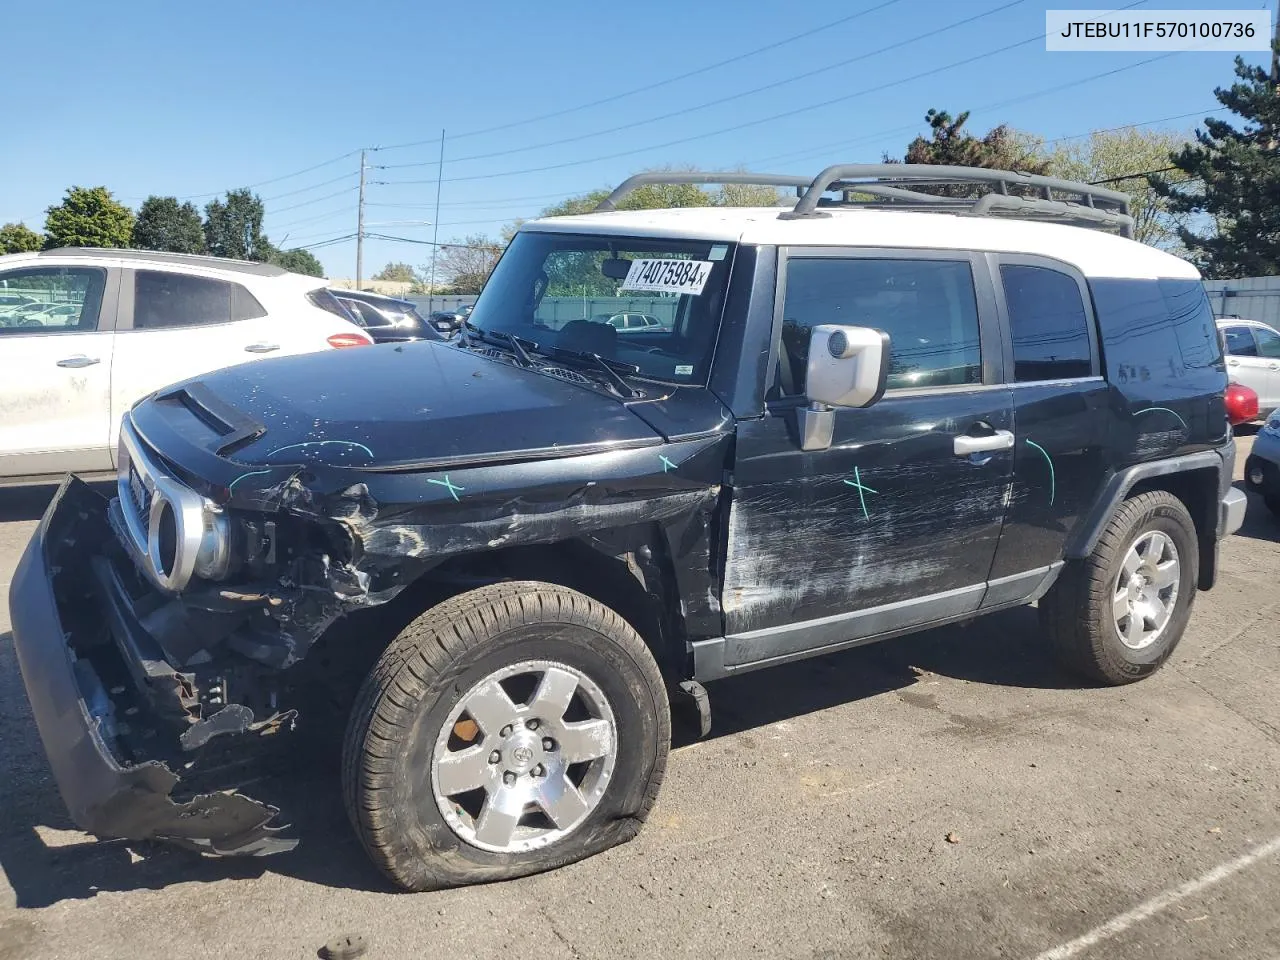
[10,166,1245,890]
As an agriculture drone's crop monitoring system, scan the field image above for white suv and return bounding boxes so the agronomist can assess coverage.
[0,247,371,485]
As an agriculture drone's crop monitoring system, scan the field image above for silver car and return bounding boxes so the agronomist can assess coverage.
[1218,317,1280,418]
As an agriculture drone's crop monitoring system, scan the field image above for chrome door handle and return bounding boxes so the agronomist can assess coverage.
[954,430,1015,456]
[245,343,280,353]
[1227,359,1240,366]
[1269,363,1279,370]
[56,355,100,368]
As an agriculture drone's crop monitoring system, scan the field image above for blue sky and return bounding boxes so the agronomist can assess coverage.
[1,0,1271,277]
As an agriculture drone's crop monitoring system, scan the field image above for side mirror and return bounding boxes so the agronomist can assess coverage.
[795,324,890,451]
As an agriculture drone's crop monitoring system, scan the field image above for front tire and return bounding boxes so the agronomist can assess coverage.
[1041,491,1198,685]
[342,582,669,891]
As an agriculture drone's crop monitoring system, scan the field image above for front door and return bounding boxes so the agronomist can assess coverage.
[721,249,1012,670]
[0,264,118,477]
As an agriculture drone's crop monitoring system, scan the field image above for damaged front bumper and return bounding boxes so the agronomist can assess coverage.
[9,476,296,856]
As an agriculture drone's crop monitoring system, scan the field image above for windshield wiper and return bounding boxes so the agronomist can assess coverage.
[551,349,642,399]
[464,321,537,367]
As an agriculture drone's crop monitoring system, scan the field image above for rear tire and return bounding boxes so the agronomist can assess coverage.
[1041,491,1198,685]
[1265,494,1280,518]
[342,582,669,891]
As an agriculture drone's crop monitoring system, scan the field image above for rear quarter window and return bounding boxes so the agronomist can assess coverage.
[1088,278,1224,385]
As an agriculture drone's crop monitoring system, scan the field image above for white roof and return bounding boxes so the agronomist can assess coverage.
[523,207,1199,281]
[1216,316,1273,327]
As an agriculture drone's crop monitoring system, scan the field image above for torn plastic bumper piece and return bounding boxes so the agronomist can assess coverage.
[8,477,296,857]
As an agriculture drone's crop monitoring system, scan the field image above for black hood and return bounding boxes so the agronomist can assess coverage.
[143,340,663,471]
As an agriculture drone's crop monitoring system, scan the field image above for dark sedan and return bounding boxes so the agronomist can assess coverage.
[332,289,443,344]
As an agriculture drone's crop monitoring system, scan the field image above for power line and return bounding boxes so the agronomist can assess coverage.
[374,1,1149,189]
[376,0,1027,172]
[1042,109,1223,146]
[270,205,358,231]
[371,0,906,153]
[373,35,1044,188]
[297,232,358,250]
[122,150,363,203]
[271,186,359,215]
[260,170,358,203]
[1090,166,1179,184]
[746,43,1171,168]
[365,190,586,209]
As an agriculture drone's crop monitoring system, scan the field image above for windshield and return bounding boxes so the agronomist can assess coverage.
[467,231,736,384]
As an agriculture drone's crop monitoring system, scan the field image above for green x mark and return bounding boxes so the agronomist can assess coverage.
[842,466,879,519]
[427,474,465,501]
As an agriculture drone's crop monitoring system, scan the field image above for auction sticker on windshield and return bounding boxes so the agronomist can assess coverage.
[621,258,714,295]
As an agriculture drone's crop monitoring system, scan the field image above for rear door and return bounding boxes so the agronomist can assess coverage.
[722,249,1013,668]
[0,264,119,477]
[1221,324,1275,408]
[109,268,279,455]
[985,256,1110,598]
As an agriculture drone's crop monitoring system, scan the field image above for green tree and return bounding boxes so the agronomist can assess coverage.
[0,222,43,254]
[1048,127,1191,251]
[132,196,207,254]
[1150,54,1280,278]
[715,181,783,206]
[43,186,134,249]
[902,109,1049,171]
[435,235,503,294]
[893,109,1048,197]
[204,188,271,261]
[373,262,418,282]
[269,247,325,277]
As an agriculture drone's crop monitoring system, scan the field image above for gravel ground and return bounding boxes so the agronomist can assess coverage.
[0,434,1277,960]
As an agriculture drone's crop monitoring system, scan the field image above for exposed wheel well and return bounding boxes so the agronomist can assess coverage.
[401,537,685,676]
[1127,467,1219,590]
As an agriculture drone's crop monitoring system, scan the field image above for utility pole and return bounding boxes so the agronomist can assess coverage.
[1272,0,1279,91]
[427,129,445,314]
[356,149,367,289]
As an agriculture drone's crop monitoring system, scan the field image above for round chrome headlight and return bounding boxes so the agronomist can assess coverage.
[193,504,234,581]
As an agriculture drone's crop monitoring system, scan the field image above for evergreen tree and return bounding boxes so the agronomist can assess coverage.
[1151,53,1280,278]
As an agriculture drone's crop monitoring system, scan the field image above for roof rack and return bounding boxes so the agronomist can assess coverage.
[591,165,1135,237]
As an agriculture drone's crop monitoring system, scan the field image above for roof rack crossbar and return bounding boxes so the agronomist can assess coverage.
[965,194,1135,233]
[780,164,1133,237]
[594,172,814,212]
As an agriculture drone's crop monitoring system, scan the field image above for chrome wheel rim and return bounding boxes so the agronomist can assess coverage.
[1112,530,1180,650]
[431,659,617,854]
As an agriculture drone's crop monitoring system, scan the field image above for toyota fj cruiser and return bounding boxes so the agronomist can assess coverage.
[10,165,1246,890]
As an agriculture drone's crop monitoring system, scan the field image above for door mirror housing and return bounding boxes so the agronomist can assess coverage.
[805,325,890,409]
[795,325,891,452]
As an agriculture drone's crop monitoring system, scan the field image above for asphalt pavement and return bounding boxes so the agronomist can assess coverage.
[1,435,1277,960]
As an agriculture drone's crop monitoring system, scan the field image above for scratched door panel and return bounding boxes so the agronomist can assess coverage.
[990,381,1111,580]
[723,388,1014,637]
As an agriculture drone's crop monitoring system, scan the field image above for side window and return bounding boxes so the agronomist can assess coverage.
[779,257,982,394]
[1254,326,1280,358]
[1160,279,1223,370]
[1000,264,1093,381]
[1222,325,1258,357]
[0,266,106,336]
[133,271,234,330]
[231,283,267,321]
